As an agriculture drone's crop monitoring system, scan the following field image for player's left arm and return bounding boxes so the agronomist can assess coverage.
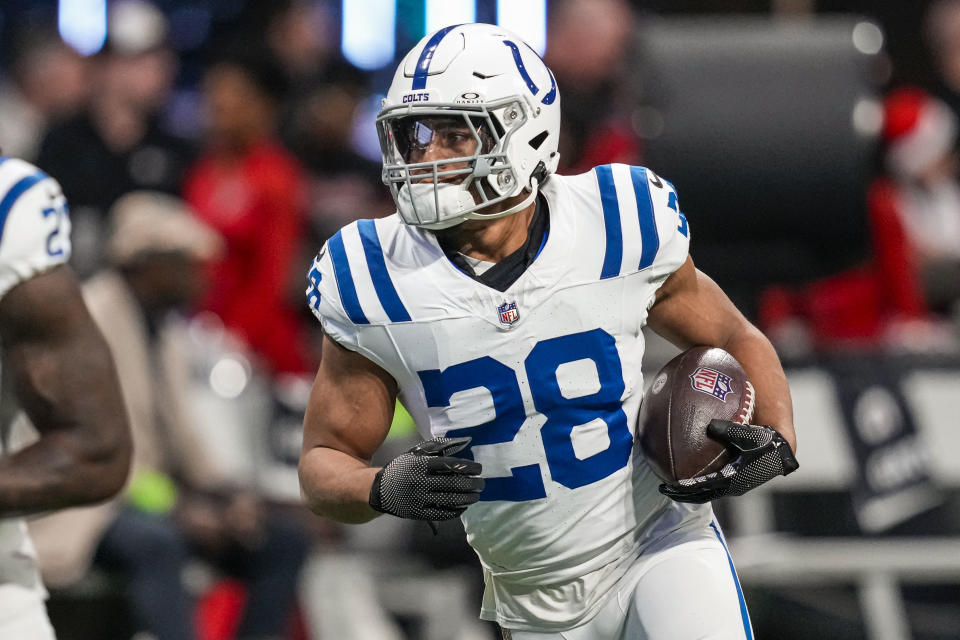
[0,265,132,516]
[647,256,798,502]
[648,255,795,451]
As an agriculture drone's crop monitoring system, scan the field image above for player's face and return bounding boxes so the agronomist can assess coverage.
[391,116,492,182]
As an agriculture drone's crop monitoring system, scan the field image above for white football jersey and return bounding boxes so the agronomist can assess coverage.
[308,164,714,630]
[0,157,71,621]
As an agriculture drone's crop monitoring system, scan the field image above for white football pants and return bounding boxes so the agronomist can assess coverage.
[506,522,753,640]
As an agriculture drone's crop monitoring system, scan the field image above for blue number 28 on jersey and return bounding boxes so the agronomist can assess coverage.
[418,328,633,502]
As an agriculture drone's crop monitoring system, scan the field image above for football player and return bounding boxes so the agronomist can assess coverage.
[300,24,798,639]
[0,157,130,638]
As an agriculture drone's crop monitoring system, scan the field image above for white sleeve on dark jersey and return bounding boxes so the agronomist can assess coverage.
[0,158,72,302]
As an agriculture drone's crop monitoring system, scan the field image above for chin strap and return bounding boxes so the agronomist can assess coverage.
[462,177,540,224]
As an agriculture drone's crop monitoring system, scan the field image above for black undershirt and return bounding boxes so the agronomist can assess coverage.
[439,195,550,292]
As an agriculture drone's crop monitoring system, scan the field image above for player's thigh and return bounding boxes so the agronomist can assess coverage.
[0,600,57,640]
[623,543,751,640]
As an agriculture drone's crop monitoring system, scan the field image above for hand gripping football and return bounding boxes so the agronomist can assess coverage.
[637,346,755,483]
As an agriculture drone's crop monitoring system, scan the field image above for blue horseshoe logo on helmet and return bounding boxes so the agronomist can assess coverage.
[503,40,557,105]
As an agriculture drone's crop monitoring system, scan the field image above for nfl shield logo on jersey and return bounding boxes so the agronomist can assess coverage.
[690,367,734,402]
[498,301,520,325]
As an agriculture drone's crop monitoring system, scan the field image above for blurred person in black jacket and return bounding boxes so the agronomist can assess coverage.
[36,0,193,277]
[0,22,90,162]
[256,0,391,242]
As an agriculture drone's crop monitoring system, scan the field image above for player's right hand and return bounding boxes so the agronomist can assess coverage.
[659,419,798,504]
[369,437,484,521]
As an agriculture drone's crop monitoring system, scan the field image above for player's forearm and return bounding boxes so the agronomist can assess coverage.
[722,323,796,453]
[0,429,129,516]
[299,446,381,523]
[0,325,131,515]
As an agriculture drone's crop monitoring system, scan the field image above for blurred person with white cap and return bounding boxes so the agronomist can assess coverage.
[30,191,310,640]
[36,0,193,278]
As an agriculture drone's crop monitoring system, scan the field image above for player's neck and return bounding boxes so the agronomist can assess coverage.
[437,200,537,263]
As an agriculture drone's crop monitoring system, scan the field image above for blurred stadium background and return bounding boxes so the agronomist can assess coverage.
[2,0,960,639]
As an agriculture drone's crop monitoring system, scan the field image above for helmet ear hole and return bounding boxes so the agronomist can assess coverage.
[528,131,549,150]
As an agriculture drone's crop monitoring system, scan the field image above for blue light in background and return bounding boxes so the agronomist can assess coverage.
[341,0,549,69]
[342,0,396,70]
[425,0,475,34]
[58,0,107,56]
[497,0,547,55]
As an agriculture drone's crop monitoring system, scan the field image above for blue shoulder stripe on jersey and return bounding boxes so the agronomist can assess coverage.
[0,169,49,243]
[630,166,660,270]
[412,25,462,90]
[357,219,411,322]
[327,231,369,325]
[710,522,754,639]
[595,165,623,280]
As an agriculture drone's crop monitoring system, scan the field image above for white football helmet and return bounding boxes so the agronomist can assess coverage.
[377,23,561,230]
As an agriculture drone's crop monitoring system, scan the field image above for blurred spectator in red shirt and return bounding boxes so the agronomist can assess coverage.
[882,88,960,316]
[760,88,958,353]
[545,0,641,174]
[184,48,315,375]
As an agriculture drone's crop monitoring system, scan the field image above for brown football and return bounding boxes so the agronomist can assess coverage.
[637,346,755,483]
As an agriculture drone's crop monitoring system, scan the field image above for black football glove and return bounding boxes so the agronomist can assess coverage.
[369,437,484,521]
[659,419,798,504]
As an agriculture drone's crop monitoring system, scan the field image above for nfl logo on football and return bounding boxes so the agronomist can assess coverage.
[689,367,734,402]
[498,301,520,325]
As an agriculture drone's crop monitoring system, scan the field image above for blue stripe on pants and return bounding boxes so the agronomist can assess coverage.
[710,521,753,639]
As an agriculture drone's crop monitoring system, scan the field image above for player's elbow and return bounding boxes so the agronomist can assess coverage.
[298,463,378,525]
[91,437,133,501]
[66,427,133,505]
